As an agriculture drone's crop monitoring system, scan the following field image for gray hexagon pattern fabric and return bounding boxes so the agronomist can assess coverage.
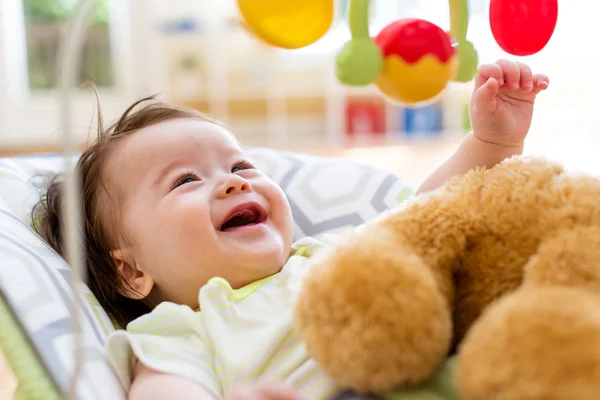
[0,149,412,399]
[244,148,413,239]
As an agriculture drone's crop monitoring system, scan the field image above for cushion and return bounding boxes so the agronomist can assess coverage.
[0,200,125,399]
[0,148,412,399]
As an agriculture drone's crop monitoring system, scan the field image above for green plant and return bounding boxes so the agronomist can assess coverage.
[23,0,109,25]
[23,0,114,89]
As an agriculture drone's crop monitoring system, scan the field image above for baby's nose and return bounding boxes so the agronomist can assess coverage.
[219,175,251,197]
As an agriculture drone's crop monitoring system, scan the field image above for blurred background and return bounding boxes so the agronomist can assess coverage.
[0,0,598,187]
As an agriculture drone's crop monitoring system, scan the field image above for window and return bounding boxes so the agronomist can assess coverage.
[22,0,114,89]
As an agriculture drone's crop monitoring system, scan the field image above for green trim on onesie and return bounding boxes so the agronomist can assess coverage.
[207,242,314,302]
[209,274,277,302]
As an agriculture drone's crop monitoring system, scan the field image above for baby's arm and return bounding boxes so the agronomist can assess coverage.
[130,363,301,400]
[417,59,549,194]
[417,133,520,193]
[129,362,217,400]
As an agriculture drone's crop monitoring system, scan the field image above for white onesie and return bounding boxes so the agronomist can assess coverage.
[106,237,339,399]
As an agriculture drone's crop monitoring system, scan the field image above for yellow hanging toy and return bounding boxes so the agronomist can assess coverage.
[236,0,334,49]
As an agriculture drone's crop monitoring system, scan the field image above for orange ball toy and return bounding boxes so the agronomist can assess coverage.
[335,0,478,107]
[375,19,457,105]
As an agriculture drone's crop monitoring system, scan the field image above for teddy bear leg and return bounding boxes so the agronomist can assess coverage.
[456,226,600,400]
[456,287,600,400]
[296,223,453,393]
[521,225,600,292]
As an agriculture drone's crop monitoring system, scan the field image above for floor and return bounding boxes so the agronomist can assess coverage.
[314,139,461,188]
[312,133,600,189]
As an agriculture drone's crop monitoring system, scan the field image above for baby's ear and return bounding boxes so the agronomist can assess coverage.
[110,249,154,300]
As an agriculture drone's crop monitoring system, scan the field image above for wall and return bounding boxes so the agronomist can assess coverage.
[494,1,600,173]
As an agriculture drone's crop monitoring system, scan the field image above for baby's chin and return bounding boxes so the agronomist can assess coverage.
[226,232,289,259]
[232,247,289,282]
[244,246,289,273]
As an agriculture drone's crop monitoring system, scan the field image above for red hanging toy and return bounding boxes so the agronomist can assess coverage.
[490,0,558,56]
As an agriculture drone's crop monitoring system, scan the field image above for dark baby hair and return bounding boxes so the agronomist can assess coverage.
[32,96,216,328]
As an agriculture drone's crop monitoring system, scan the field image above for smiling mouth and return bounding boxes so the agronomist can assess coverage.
[220,204,267,232]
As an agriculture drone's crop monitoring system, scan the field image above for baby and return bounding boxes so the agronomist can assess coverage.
[34,59,548,400]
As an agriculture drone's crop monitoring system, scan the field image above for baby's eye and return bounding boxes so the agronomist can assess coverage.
[231,160,255,173]
[173,172,200,189]
[181,177,196,185]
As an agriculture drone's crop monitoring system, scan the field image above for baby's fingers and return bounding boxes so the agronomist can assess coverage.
[228,382,302,400]
[472,78,499,115]
[516,61,533,91]
[495,59,522,90]
[533,74,550,94]
[257,385,302,400]
[475,63,503,91]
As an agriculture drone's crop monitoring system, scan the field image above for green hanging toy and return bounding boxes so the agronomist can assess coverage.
[336,0,479,105]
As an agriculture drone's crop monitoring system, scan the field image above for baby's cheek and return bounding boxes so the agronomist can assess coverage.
[170,204,214,248]
[272,192,294,245]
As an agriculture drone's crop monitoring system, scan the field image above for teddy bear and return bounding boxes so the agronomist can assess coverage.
[295,156,600,400]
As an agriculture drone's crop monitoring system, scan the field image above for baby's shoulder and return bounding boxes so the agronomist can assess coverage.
[125,302,200,336]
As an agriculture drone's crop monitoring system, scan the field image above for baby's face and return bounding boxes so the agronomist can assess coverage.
[108,118,294,308]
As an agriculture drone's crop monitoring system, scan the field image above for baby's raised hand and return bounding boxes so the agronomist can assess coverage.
[470,59,549,147]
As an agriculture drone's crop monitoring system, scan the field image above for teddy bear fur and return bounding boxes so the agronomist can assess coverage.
[295,156,600,400]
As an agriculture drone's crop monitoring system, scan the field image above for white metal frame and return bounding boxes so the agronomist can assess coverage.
[57,2,95,397]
